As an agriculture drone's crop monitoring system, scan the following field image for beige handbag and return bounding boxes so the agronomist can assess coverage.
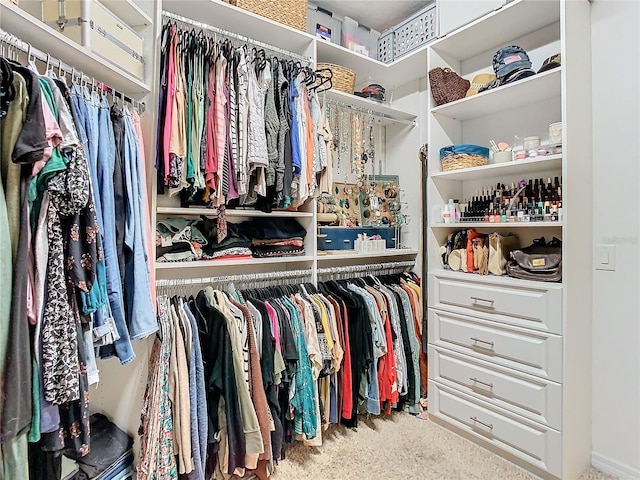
[448,249,466,271]
[488,232,520,275]
[472,237,489,275]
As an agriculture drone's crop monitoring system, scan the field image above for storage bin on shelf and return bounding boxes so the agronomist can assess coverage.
[306,3,341,44]
[317,227,395,251]
[40,0,144,79]
[223,0,308,31]
[342,16,380,59]
[317,62,355,94]
[377,3,437,64]
[440,144,489,171]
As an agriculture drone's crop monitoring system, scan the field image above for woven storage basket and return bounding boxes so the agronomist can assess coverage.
[317,62,355,94]
[224,0,307,31]
[441,154,488,171]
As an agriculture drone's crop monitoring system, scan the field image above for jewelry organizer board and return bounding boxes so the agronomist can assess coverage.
[332,181,362,225]
[359,174,401,227]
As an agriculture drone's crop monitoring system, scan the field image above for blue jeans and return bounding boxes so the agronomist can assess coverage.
[122,110,157,339]
[97,98,135,362]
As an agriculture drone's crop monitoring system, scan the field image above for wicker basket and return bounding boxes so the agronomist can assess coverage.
[317,62,356,95]
[441,154,488,171]
[224,0,307,31]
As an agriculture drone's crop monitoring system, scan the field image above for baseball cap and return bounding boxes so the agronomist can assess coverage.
[493,45,533,80]
[538,53,561,74]
[466,73,497,97]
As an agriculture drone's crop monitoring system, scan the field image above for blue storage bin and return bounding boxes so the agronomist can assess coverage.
[317,227,396,251]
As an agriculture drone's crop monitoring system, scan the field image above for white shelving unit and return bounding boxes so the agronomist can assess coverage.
[426,1,593,479]
[154,0,422,279]
[0,0,151,95]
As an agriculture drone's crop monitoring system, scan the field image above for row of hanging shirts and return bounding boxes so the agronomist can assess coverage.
[156,19,335,216]
[139,271,426,480]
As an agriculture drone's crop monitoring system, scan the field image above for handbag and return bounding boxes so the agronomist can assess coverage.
[488,232,520,275]
[472,236,489,275]
[465,230,485,273]
[506,237,562,282]
[428,67,471,106]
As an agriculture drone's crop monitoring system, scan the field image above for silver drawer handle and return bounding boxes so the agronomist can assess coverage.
[470,377,494,389]
[470,337,494,348]
[470,296,495,306]
[470,416,494,430]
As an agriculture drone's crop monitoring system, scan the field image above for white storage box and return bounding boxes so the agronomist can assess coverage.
[307,4,341,44]
[342,16,380,59]
[41,0,144,79]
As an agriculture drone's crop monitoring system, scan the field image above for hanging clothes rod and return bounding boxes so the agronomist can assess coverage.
[323,96,417,127]
[162,10,313,65]
[317,260,415,277]
[0,28,146,113]
[155,268,313,288]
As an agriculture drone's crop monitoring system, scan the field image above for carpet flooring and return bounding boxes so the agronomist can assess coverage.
[272,413,616,480]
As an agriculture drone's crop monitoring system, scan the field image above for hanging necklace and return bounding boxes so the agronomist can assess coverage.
[352,112,363,189]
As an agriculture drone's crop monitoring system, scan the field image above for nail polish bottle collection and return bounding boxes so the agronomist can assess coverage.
[441,177,563,224]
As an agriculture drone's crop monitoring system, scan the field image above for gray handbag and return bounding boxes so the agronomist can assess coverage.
[506,237,562,282]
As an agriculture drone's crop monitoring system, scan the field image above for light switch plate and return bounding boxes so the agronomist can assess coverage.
[595,244,616,271]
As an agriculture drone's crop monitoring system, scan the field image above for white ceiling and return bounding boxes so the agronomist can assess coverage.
[312,0,433,33]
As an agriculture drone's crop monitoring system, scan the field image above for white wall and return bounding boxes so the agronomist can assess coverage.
[590,1,640,478]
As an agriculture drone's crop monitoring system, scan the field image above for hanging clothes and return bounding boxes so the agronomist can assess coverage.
[0,46,155,480]
[156,21,329,213]
[139,270,424,479]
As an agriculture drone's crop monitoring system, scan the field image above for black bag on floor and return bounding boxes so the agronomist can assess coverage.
[66,413,133,479]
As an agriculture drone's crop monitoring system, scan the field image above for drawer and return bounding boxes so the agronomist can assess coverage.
[429,346,562,429]
[429,383,562,477]
[428,308,563,382]
[428,272,562,334]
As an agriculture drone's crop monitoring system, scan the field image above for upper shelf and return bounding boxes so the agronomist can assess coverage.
[317,40,428,89]
[323,89,417,126]
[0,0,150,95]
[156,207,314,218]
[100,0,152,28]
[429,0,560,61]
[162,0,315,58]
[432,154,562,181]
[431,68,561,121]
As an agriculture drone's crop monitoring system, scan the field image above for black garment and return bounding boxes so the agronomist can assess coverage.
[238,217,307,241]
[1,176,32,443]
[0,57,15,117]
[28,443,62,480]
[194,291,246,477]
[325,280,373,428]
[8,64,47,165]
[390,288,415,407]
[110,105,127,290]
[156,23,171,194]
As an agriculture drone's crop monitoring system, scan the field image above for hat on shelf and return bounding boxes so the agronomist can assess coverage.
[538,53,561,73]
[492,45,536,84]
[466,73,497,97]
[354,83,386,102]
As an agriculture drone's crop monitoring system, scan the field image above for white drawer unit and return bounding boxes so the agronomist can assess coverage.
[429,309,563,382]
[429,272,563,334]
[429,346,562,429]
[429,383,563,478]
